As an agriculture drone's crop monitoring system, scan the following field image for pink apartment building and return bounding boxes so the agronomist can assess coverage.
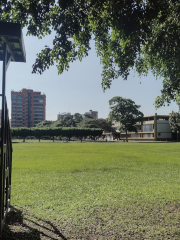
[11,88,46,127]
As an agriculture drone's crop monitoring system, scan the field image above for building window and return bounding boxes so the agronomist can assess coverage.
[33,100,44,103]
[143,133,154,138]
[131,133,140,138]
[34,104,43,106]
[11,95,22,98]
[33,96,43,99]
[142,124,153,132]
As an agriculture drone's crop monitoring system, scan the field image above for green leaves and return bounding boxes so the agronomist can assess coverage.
[169,111,180,133]
[11,127,103,140]
[1,1,180,106]
[109,96,144,141]
[77,118,113,132]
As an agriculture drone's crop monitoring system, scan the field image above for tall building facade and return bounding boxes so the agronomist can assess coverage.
[11,89,46,127]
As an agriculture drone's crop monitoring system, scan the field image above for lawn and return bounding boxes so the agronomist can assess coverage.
[3,142,180,239]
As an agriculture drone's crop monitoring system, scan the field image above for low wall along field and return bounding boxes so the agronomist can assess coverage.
[3,142,180,239]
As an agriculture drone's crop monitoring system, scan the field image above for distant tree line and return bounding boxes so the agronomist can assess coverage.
[11,127,103,142]
[36,113,113,133]
[10,98,180,143]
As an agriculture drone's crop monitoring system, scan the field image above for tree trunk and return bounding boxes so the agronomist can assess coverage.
[126,129,128,142]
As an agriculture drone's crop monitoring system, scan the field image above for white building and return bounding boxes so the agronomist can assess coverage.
[84,110,98,119]
[104,114,172,141]
[120,114,172,141]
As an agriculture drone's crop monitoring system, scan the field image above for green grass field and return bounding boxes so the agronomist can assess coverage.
[3,142,180,239]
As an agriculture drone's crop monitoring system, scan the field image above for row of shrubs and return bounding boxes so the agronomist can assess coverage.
[11,127,103,141]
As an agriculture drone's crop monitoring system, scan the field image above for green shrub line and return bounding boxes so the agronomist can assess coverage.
[11,127,103,141]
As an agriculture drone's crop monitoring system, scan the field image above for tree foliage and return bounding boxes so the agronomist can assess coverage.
[37,116,113,133]
[73,113,83,124]
[109,96,144,141]
[37,116,77,128]
[78,118,113,132]
[1,1,180,106]
[11,127,102,141]
[83,114,93,119]
[56,115,76,127]
[35,120,53,128]
[11,127,32,142]
[169,111,180,133]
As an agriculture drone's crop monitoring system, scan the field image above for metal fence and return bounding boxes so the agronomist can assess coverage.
[0,40,13,235]
[0,97,12,234]
[0,22,25,235]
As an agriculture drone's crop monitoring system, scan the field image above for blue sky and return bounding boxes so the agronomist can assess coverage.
[1,29,179,120]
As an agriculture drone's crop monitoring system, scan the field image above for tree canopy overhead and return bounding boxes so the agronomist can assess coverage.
[1,0,180,106]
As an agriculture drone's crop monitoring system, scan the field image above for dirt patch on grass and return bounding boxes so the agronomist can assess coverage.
[2,206,68,240]
[2,203,180,239]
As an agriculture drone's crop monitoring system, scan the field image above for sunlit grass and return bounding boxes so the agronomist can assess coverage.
[11,142,180,239]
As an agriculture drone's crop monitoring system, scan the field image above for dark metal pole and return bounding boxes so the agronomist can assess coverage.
[0,42,7,234]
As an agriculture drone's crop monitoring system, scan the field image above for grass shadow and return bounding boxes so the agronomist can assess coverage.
[2,206,67,240]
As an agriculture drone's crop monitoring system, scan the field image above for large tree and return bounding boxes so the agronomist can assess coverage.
[109,96,144,142]
[1,1,180,106]
[169,111,180,141]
